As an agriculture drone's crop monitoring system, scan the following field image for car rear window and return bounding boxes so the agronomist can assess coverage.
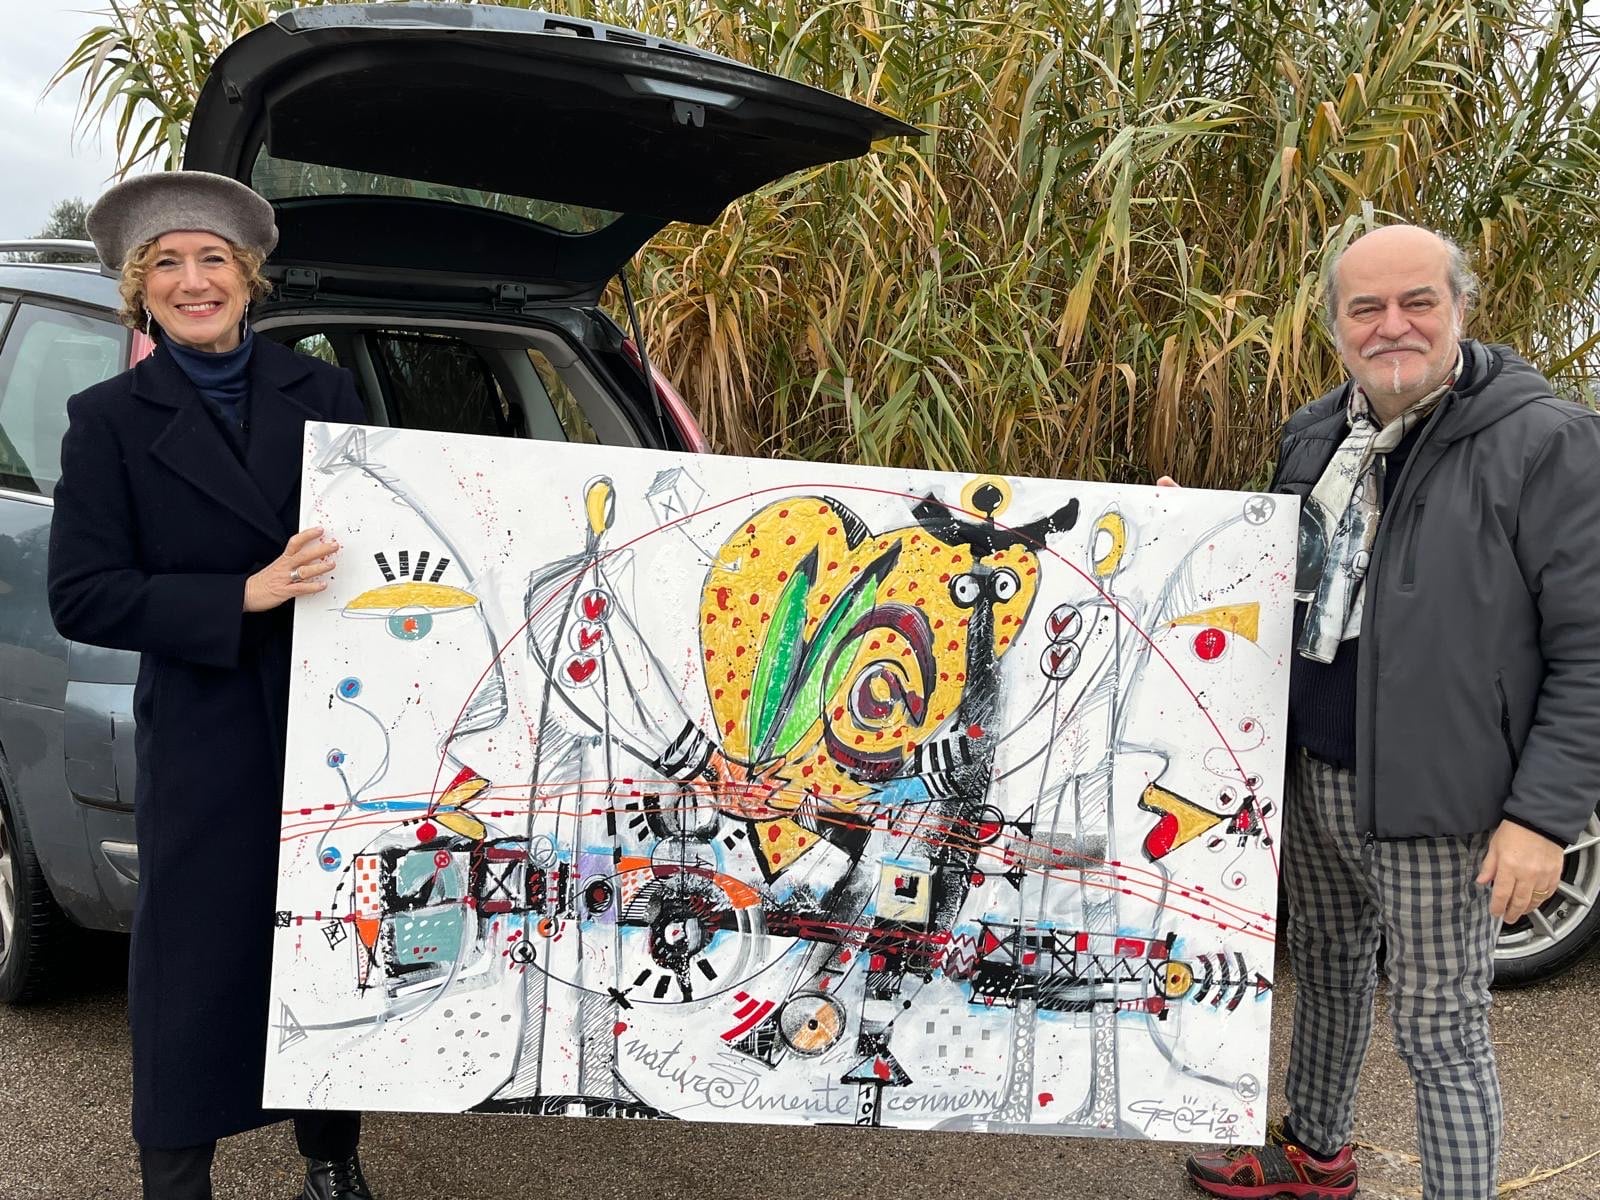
[251,150,622,235]
[0,303,126,497]
[371,332,513,438]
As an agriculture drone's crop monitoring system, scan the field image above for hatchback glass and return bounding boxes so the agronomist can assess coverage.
[252,149,623,234]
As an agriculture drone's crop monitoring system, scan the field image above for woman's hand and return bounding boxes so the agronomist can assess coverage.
[244,526,341,613]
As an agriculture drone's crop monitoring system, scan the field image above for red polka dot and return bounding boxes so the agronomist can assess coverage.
[1194,628,1227,661]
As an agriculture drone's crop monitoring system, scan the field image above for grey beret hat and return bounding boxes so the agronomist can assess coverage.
[87,170,278,270]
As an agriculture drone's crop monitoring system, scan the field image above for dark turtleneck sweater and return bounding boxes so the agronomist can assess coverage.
[166,328,254,454]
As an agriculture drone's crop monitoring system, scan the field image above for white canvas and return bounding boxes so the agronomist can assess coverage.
[266,423,1297,1144]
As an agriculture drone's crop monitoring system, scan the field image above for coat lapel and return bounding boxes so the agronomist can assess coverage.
[243,339,321,522]
[139,347,287,549]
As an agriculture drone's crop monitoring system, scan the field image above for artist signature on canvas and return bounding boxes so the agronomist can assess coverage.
[1128,1094,1243,1140]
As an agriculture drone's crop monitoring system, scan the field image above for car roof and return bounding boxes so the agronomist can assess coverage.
[0,261,120,311]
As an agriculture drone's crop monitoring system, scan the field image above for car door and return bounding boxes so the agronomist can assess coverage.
[0,295,140,1001]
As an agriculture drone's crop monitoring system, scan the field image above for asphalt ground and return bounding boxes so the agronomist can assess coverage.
[1,934,1596,1200]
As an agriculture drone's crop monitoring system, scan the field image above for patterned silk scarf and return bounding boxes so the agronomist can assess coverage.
[1295,354,1459,663]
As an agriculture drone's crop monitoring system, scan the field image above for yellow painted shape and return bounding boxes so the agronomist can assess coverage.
[1140,782,1225,852]
[1168,602,1261,643]
[586,478,615,537]
[700,496,1038,805]
[1092,511,1128,578]
[435,809,487,840]
[751,816,823,874]
[345,581,477,612]
[1159,960,1196,999]
[439,774,489,809]
[960,474,1012,519]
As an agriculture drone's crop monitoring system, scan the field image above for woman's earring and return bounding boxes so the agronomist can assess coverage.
[142,306,152,335]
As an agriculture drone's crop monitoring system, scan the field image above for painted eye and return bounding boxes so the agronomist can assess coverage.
[990,569,1021,602]
[344,581,477,641]
[386,609,434,641]
[950,574,983,607]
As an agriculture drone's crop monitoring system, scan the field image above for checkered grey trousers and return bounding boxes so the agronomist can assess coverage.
[1281,750,1502,1199]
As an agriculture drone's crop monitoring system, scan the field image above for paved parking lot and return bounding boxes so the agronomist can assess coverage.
[1,934,1595,1200]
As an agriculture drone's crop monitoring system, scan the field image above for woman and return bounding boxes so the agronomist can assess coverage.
[47,171,373,1200]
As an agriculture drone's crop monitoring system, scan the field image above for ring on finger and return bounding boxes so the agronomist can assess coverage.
[1532,888,1552,898]
[289,566,302,584]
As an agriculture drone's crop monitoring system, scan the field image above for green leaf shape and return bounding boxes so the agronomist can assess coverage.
[767,541,903,760]
[747,547,817,753]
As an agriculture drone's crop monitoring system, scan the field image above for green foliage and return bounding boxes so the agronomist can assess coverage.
[50,0,1600,486]
[4,197,92,263]
[36,197,92,245]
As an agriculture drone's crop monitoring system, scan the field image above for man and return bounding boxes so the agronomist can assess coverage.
[1179,224,1600,1200]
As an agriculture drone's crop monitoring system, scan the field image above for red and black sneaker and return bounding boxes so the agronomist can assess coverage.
[1185,1117,1358,1199]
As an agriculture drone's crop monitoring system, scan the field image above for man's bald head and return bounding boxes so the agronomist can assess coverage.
[1324,225,1479,329]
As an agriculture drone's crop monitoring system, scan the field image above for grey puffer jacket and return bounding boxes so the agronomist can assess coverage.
[1271,340,1600,844]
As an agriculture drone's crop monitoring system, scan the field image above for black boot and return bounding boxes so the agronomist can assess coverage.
[298,1154,374,1200]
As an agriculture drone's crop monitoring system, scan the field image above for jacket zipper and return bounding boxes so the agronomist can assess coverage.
[1495,674,1520,769]
[1360,395,1454,840]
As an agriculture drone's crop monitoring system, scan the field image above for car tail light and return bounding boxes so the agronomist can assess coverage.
[621,339,710,454]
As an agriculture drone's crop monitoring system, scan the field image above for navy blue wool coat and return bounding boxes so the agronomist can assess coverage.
[48,336,363,1148]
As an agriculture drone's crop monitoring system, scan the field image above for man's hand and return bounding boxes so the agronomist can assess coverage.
[1476,820,1565,924]
[1156,476,1179,487]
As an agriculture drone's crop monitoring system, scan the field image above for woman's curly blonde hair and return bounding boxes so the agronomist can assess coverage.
[115,237,272,330]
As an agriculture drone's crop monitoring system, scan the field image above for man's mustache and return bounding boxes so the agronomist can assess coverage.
[1362,339,1430,358]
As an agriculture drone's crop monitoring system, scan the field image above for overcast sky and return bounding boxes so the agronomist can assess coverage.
[0,0,137,240]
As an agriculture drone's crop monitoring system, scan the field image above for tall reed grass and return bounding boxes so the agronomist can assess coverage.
[54,0,1600,486]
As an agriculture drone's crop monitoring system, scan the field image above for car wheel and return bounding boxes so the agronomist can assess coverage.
[0,770,66,1004]
[1493,804,1600,986]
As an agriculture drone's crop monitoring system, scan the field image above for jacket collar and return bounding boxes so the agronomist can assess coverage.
[133,338,320,549]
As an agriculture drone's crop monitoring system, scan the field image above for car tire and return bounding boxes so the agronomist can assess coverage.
[0,766,67,1004]
[1493,803,1600,986]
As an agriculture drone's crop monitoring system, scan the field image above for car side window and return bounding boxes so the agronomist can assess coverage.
[0,303,126,497]
[371,332,512,437]
[527,348,598,444]
[291,332,339,365]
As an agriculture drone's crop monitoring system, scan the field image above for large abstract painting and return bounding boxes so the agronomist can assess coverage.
[266,424,1297,1144]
